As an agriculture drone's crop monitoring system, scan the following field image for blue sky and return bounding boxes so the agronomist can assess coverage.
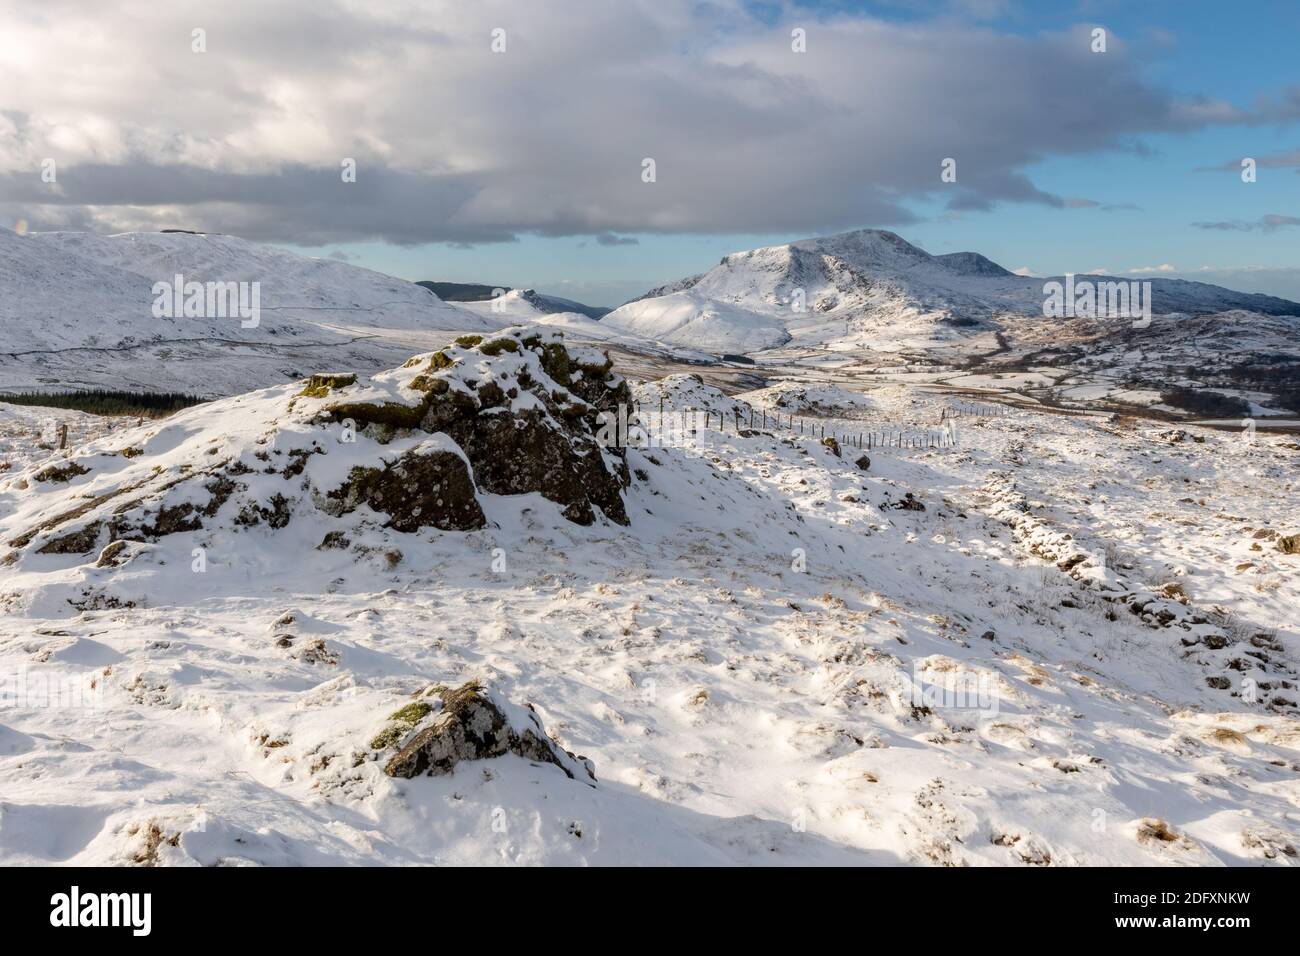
[4,0,1296,307]
[292,1,1299,306]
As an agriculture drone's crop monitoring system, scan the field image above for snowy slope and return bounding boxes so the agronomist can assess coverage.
[0,229,502,396]
[604,229,1300,355]
[0,227,249,352]
[1,340,1297,866]
[457,288,609,322]
[30,231,490,334]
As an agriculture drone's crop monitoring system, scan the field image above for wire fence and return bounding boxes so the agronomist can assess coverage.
[629,399,961,452]
[938,400,1014,423]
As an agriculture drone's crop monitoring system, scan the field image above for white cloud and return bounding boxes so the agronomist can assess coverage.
[0,1,1292,245]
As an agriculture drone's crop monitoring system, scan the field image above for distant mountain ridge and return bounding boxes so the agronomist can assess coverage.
[603,228,1300,354]
[417,281,609,319]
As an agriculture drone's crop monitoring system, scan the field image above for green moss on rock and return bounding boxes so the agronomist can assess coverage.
[369,699,436,750]
[479,337,520,356]
[299,373,357,398]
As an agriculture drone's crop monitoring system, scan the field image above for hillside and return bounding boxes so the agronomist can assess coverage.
[1,336,1296,865]
[0,230,499,397]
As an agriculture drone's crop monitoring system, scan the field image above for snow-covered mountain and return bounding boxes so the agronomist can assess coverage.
[604,229,1300,354]
[0,229,499,396]
[417,283,609,320]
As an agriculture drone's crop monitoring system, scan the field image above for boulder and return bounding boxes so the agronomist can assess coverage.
[383,680,595,783]
[326,441,485,532]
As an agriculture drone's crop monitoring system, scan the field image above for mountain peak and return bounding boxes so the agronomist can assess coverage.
[934,251,1013,277]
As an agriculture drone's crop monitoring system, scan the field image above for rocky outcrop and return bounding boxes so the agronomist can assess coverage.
[320,329,632,526]
[383,680,595,783]
[3,329,633,564]
[325,441,485,532]
[1277,534,1299,555]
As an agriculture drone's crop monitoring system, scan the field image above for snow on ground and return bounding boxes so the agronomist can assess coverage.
[0,405,133,475]
[0,354,1297,866]
[740,381,883,417]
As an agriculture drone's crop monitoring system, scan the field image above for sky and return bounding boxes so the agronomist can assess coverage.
[1,0,1297,307]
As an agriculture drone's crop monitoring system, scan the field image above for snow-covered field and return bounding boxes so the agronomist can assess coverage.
[1,345,1296,866]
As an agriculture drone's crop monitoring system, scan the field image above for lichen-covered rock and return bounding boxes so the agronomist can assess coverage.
[320,327,631,526]
[325,440,485,531]
[383,680,595,783]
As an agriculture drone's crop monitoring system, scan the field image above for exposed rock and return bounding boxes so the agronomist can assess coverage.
[6,329,632,563]
[820,436,841,458]
[854,454,871,471]
[324,329,631,525]
[33,461,90,483]
[37,521,103,555]
[888,492,925,512]
[1277,534,1300,555]
[317,530,350,550]
[95,540,130,567]
[298,372,357,398]
[325,442,485,532]
[383,680,595,783]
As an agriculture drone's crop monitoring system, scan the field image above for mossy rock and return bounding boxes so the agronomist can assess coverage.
[383,679,594,781]
[369,700,436,750]
[451,408,627,525]
[326,447,485,532]
[326,400,429,431]
[535,342,572,386]
[479,337,520,357]
[389,701,434,725]
[427,351,456,371]
[299,373,357,399]
[454,335,484,348]
[407,375,452,395]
